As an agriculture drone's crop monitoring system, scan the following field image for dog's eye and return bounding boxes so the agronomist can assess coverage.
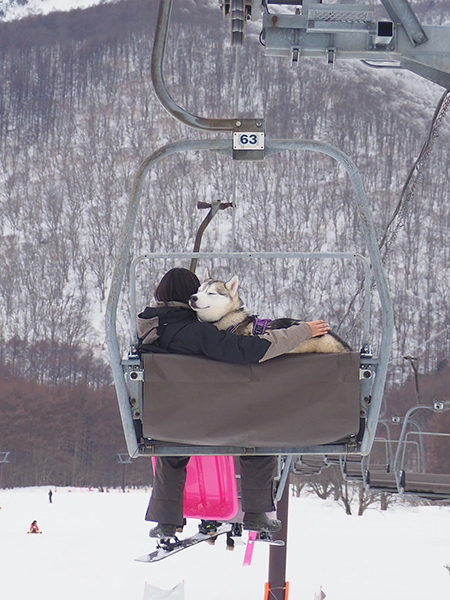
[207,292,216,296]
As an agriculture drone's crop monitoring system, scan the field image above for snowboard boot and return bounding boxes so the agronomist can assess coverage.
[226,533,235,551]
[198,520,222,535]
[243,512,282,533]
[149,523,177,539]
[205,537,217,546]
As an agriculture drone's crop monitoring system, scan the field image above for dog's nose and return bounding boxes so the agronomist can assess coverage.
[190,295,197,302]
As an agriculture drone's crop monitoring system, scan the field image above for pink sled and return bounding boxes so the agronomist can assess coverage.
[153,455,239,521]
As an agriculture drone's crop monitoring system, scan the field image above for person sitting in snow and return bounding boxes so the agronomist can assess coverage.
[28,520,41,534]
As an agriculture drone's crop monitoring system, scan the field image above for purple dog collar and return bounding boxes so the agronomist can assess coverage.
[250,315,272,335]
[227,315,272,335]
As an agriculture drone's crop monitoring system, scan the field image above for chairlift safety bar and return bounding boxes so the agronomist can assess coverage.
[130,250,372,347]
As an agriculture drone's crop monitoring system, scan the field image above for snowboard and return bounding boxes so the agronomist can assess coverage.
[135,523,232,563]
[243,530,284,567]
[253,531,284,546]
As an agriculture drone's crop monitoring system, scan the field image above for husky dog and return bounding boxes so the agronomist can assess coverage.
[189,273,351,354]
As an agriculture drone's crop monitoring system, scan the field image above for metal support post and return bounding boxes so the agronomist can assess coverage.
[0,452,10,489]
[117,453,132,490]
[267,471,290,600]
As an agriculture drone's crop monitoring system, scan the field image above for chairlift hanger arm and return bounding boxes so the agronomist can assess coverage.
[153,0,265,140]
[190,201,233,273]
[153,0,236,131]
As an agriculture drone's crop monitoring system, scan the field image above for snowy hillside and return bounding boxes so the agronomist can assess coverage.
[0,0,449,385]
[1,487,449,600]
[0,3,447,346]
[3,0,448,24]
[0,0,116,21]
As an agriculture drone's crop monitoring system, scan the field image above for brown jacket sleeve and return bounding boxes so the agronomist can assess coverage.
[258,322,312,362]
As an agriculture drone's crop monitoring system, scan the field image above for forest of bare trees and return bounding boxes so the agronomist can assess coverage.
[0,350,152,488]
[0,0,449,486]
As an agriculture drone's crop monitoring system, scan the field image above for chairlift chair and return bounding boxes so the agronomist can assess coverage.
[105,0,394,463]
[105,137,393,460]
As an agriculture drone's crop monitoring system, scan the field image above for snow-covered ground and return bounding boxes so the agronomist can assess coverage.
[1,486,449,599]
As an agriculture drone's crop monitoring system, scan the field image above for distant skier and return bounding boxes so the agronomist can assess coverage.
[28,520,42,534]
[48,489,53,503]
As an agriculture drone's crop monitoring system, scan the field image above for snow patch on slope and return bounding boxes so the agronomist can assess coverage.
[0,0,117,21]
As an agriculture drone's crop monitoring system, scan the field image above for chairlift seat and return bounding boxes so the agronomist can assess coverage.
[141,351,361,448]
[402,472,450,500]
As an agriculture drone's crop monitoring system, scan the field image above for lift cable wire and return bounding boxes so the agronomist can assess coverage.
[380,89,450,264]
[230,45,242,271]
[337,89,450,334]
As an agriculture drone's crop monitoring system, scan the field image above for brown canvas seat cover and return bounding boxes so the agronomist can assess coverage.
[142,351,361,448]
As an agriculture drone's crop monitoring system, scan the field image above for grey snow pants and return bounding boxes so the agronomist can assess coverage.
[145,455,277,526]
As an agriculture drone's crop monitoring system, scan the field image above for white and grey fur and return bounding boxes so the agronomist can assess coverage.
[189,273,351,354]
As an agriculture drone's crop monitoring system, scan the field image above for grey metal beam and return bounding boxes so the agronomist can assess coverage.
[138,442,353,456]
[263,10,450,89]
[400,57,450,90]
[379,0,427,46]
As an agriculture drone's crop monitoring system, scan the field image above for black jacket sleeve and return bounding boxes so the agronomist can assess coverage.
[137,306,313,364]
[168,321,271,364]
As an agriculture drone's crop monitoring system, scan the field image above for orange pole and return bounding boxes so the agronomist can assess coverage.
[264,581,290,600]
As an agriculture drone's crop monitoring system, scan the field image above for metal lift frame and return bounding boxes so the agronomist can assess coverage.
[105,137,394,459]
[262,0,450,89]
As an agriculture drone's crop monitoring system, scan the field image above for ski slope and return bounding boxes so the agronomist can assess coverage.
[1,487,449,599]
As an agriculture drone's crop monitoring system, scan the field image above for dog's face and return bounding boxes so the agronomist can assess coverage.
[189,274,240,323]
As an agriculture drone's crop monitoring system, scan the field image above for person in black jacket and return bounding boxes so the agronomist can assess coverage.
[137,268,330,538]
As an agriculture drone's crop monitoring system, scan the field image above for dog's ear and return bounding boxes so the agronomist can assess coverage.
[203,268,212,282]
[225,275,239,297]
